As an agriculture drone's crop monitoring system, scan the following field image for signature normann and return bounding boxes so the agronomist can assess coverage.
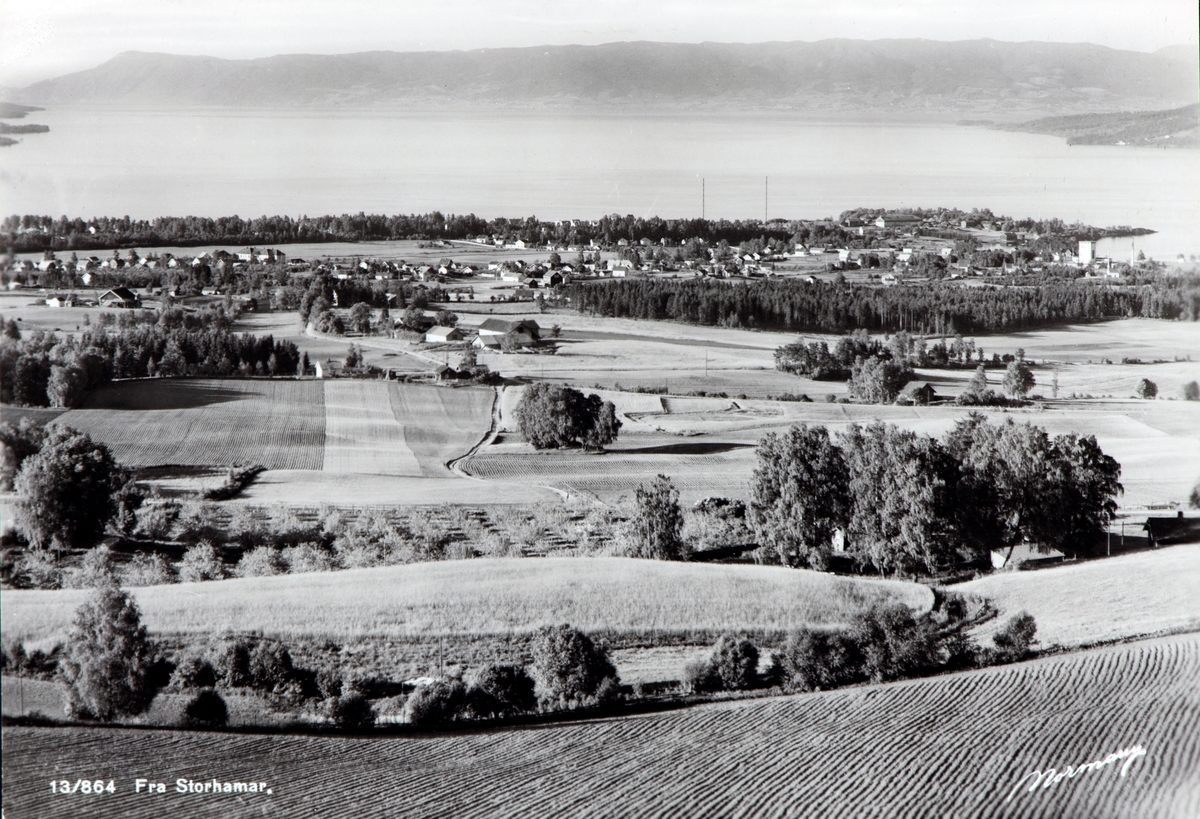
[1005,744,1147,804]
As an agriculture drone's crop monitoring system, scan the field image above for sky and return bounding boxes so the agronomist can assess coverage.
[1,0,1197,88]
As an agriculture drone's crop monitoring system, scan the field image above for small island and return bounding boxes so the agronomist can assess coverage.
[0,102,50,146]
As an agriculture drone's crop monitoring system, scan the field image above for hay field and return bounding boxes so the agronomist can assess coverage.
[956,544,1200,650]
[0,557,932,644]
[322,381,422,476]
[5,633,1197,818]
[57,379,326,470]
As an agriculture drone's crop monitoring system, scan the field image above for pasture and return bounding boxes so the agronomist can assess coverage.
[0,557,933,644]
[957,544,1200,650]
[4,632,1197,818]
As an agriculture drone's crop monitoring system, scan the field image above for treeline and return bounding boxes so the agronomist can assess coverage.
[6,212,807,253]
[569,276,1200,334]
[750,417,1122,575]
[0,307,300,407]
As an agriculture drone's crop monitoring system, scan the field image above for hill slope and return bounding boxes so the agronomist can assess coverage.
[11,39,1198,116]
[4,633,1197,817]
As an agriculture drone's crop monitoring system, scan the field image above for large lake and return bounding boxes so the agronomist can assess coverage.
[1,108,1197,259]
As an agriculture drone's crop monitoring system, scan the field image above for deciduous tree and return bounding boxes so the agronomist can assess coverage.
[14,426,126,551]
[750,424,850,568]
[627,475,687,561]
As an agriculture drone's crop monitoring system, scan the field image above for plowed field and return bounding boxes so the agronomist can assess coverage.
[4,633,1197,818]
[322,381,422,475]
[58,379,325,470]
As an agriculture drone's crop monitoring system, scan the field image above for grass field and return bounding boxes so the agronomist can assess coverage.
[57,379,327,470]
[4,632,1197,818]
[0,557,932,644]
[956,544,1200,650]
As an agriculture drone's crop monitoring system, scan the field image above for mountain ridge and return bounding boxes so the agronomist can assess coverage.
[9,39,1198,117]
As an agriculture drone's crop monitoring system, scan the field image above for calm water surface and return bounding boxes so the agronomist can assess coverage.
[1,108,1197,259]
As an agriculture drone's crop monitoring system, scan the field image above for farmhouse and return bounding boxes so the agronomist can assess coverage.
[98,287,141,308]
[477,318,540,345]
[425,326,464,344]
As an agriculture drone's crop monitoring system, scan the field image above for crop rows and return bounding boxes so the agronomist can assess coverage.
[4,633,1197,818]
[59,379,326,470]
[322,381,422,476]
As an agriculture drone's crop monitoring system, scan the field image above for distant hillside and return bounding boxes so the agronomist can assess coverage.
[998,103,1200,147]
[10,39,1198,116]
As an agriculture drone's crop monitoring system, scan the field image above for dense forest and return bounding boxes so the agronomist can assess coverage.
[0,307,301,408]
[1,207,1142,254]
[568,276,1200,335]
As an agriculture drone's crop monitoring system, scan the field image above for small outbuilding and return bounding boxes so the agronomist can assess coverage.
[424,326,464,344]
[896,381,937,405]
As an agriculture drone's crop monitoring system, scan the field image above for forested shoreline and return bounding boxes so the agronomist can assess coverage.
[1,207,1148,254]
[568,276,1200,335]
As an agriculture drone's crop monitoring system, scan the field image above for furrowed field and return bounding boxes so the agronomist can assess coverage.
[58,379,327,470]
[0,557,932,644]
[4,633,1197,818]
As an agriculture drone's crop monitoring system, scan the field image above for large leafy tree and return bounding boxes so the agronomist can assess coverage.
[750,424,850,568]
[59,579,160,721]
[513,383,620,451]
[0,418,46,491]
[1002,360,1035,398]
[14,426,127,551]
[945,416,1121,558]
[839,423,960,574]
[848,356,913,404]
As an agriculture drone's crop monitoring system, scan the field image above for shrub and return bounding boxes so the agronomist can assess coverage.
[328,692,376,730]
[992,611,1038,662]
[404,680,469,727]
[134,502,179,541]
[59,580,159,721]
[708,634,760,691]
[282,543,337,573]
[235,546,285,578]
[1184,381,1200,401]
[248,641,294,692]
[468,664,537,718]
[1134,378,1158,400]
[777,629,865,692]
[177,542,226,582]
[122,551,176,586]
[15,548,63,588]
[171,653,218,690]
[851,603,939,683]
[215,640,254,688]
[530,624,619,709]
[60,546,118,589]
[182,689,228,729]
[685,635,761,693]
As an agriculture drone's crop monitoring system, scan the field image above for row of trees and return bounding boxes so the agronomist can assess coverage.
[570,276,1200,334]
[1,318,301,408]
[750,417,1122,574]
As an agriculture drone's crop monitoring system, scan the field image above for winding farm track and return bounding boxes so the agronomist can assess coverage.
[5,632,1198,818]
